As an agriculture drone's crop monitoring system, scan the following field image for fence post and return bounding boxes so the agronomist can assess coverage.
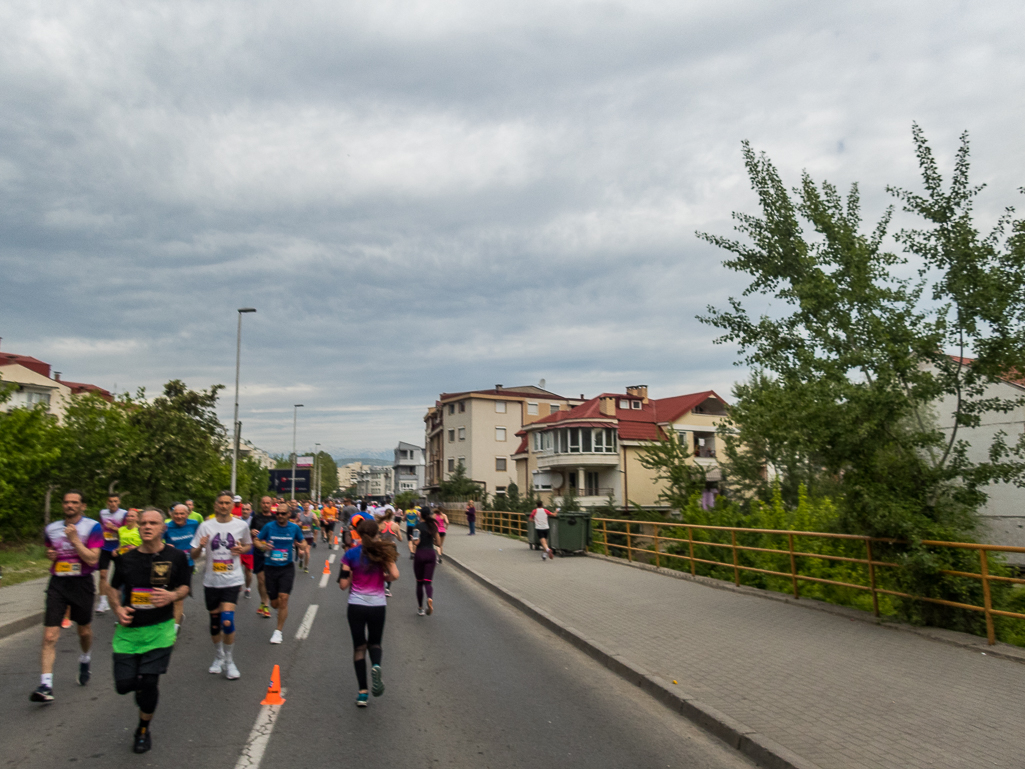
[866,539,879,617]
[731,530,740,586]
[654,524,660,569]
[601,519,609,555]
[626,522,633,563]
[788,533,799,598]
[687,526,696,576]
[980,548,996,645]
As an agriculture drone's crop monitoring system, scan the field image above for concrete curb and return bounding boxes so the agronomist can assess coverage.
[445,552,822,769]
[0,611,43,640]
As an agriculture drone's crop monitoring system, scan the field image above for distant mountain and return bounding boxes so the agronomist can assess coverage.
[325,447,394,462]
[334,456,393,467]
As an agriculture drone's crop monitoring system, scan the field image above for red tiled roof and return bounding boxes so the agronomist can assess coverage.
[948,355,1025,388]
[439,386,566,401]
[0,353,51,378]
[61,381,114,402]
[512,436,529,455]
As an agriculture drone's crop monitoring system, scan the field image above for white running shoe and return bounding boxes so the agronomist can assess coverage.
[270,630,283,644]
[542,551,547,561]
[244,587,251,599]
[225,661,240,680]
[96,596,109,614]
[209,656,225,675]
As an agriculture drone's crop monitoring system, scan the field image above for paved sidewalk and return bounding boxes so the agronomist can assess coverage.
[445,528,1022,769]
[0,576,46,639]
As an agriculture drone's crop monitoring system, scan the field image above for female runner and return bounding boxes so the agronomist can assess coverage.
[434,507,449,563]
[410,509,439,616]
[338,518,399,707]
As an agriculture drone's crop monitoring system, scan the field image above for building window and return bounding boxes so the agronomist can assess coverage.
[448,458,455,472]
[458,456,465,470]
[619,399,629,409]
[448,403,455,415]
[549,403,560,414]
[495,400,507,413]
[496,486,507,495]
[495,427,506,441]
[527,402,538,415]
[632,401,641,409]
[496,457,507,471]
[448,429,455,442]
[459,400,466,413]
[458,427,466,441]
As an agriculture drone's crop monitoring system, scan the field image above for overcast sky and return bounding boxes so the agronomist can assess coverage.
[1,1,1022,456]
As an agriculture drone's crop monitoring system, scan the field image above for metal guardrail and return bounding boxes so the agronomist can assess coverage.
[449,509,1025,645]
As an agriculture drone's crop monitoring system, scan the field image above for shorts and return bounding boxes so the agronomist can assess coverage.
[536,528,551,543]
[303,537,315,547]
[322,520,336,533]
[203,585,242,612]
[252,549,266,574]
[264,564,295,600]
[240,553,254,570]
[99,549,116,571]
[44,576,95,627]
[113,645,173,679]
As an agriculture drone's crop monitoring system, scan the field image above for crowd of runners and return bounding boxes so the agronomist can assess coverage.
[29,488,452,752]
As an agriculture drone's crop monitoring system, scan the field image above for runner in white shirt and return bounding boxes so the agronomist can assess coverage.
[190,491,252,680]
[530,505,557,561]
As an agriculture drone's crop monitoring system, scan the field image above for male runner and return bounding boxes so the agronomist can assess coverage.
[96,493,128,614]
[184,499,203,523]
[255,506,307,644]
[31,490,104,703]
[295,505,318,572]
[190,491,252,679]
[320,500,338,543]
[107,508,191,753]
[239,501,255,599]
[249,496,276,618]
[340,498,359,547]
[163,504,199,633]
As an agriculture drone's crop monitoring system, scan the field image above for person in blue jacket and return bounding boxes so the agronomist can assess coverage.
[256,506,307,645]
[163,504,199,634]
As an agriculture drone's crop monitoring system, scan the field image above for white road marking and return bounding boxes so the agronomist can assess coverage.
[319,571,330,588]
[234,687,287,769]
[295,604,318,640]
[328,553,336,564]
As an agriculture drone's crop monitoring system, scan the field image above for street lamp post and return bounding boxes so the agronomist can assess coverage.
[291,404,304,501]
[314,442,321,504]
[231,307,257,496]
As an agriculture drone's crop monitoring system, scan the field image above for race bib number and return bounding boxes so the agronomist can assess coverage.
[268,548,290,565]
[302,525,311,533]
[130,588,154,609]
[103,531,119,541]
[212,559,234,573]
[54,560,82,576]
[116,545,134,556]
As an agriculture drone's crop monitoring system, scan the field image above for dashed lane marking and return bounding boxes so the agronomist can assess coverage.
[328,553,336,564]
[234,687,287,769]
[319,571,330,588]
[295,605,318,640]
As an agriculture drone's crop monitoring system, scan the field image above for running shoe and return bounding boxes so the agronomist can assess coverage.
[384,588,392,597]
[77,661,90,686]
[225,661,240,680]
[209,656,225,675]
[96,596,109,614]
[417,607,426,616]
[371,665,384,697]
[270,630,283,644]
[30,684,54,703]
[355,692,369,707]
[244,587,251,599]
[304,567,309,573]
[542,551,547,561]
[426,598,433,615]
[61,617,72,629]
[258,604,271,618]
[133,727,152,754]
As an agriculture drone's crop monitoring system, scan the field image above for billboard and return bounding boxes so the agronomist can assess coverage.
[296,456,314,467]
[269,469,311,494]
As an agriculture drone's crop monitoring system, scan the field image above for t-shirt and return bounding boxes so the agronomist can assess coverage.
[117,526,142,553]
[341,505,358,524]
[191,517,252,588]
[249,511,275,539]
[435,512,448,533]
[321,505,338,522]
[110,544,191,655]
[99,507,127,551]
[258,521,304,567]
[44,517,104,577]
[187,511,204,524]
[296,512,316,539]
[532,507,551,529]
[414,521,437,551]
[163,520,200,566]
[405,510,419,527]
[341,545,387,606]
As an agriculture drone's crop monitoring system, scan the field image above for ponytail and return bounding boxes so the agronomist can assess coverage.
[356,519,397,565]
[421,508,440,538]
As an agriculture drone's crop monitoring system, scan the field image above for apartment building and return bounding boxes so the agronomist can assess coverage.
[0,350,111,422]
[393,442,425,495]
[337,462,365,492]
[355,465,393,502]
[514,386,729,509]
[424,385,582,498]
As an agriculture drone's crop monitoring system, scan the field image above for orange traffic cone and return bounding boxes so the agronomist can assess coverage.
[334,535,339,546]
[322,560,331,574]
[260,664,286,705]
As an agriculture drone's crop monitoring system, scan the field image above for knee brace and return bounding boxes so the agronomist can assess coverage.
[209,612,222,637]
[135,674,159,714]
[220,610,235,635]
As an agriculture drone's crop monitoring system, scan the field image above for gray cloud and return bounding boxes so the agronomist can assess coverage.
[2,0,1023,453]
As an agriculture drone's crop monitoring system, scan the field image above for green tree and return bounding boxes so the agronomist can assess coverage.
[637,430,707,510]
[0,388,60,539]
[394,490,419,509]
[438,461,481,501]
[699,127,1025,543]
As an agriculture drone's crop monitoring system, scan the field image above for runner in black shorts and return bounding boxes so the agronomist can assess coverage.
[249,496,276,618]
[255,505,307,644]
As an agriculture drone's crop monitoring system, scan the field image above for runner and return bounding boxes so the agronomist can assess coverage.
[249,497,276,618]
[190,491,252,680]
[239,501,254,599]
[337,518,399,707]
[529,504,557,560]
[434,507,449,564]
[106,508,191,753]
[295,505,318,572]
[320,500,338,544]
[96,493,128,615]
[184,499,203,524]
[404,507,419,546]
[378,510,402,597]
[410,508,439,617]
[348,502,370,547]
[162,504,199,633]
[255,506,307,644]
[118,510,142,552]
[340,498,359,547]
[31,490,104,703]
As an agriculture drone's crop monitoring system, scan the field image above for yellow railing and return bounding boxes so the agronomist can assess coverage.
[451,509,1025,645]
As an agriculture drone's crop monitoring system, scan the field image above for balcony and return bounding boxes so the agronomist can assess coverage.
[536,451,619,469]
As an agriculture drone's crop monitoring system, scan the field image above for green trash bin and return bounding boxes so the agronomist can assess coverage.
[550,512,592,554]
[527,519,540,550]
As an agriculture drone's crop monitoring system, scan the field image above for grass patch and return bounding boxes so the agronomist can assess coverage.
[0,543,50,587]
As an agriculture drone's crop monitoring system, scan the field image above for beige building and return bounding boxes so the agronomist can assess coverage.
[514,386,729,509]
[356,465,393,501]
[0,351,111,422]
[424,385,583,498]
[337,462,365,491]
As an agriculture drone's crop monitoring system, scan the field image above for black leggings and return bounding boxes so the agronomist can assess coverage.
[414,548,437,607]
[115,674,160,715]
[347,604,385,690]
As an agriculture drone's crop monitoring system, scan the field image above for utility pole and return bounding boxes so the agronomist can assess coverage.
[314,442,321,504]
[231,308,257,495]
[291,404,304,500]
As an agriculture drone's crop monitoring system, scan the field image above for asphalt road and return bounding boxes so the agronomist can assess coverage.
[0,546,754,769]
